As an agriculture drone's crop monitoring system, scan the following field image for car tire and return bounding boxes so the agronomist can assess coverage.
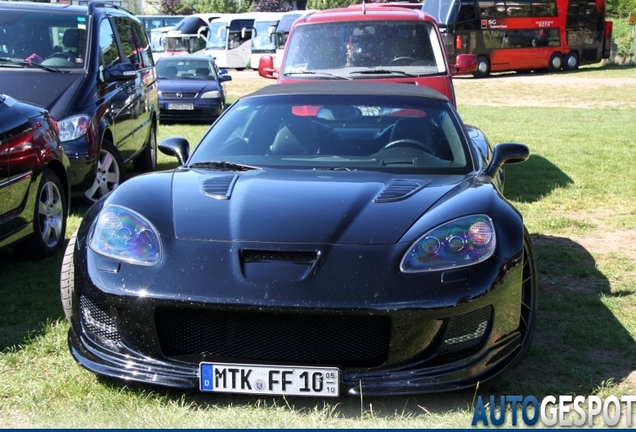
[548,53,562,72]
[473,56,490,78]
[563,52,579,71]
[133,121,158,172]
[81,139,125,206]
[514,228,538,363]
[13,168,67,259]
[60,230,77,324]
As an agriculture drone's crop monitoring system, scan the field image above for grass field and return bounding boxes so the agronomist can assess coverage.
[1,64,635,427]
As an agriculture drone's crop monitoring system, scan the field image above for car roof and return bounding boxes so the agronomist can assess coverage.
[157,55,215,63]
[247,82,450,102]
[0,1,88,13]
[300,7,436,24]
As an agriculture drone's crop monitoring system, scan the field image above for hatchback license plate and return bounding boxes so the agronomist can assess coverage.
[167,103,194,110]
[200,362,339,397]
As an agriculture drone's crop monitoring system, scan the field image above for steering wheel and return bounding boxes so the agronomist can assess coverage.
[389,56,416,66]
[45,52,74,62]
[383,139,435,155]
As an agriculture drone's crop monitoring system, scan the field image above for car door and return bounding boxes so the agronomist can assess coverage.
[0,109,7,228]
[111,16,154,163]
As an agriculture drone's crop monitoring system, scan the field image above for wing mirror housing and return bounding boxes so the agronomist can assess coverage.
[450,54,478,76]
[102,63,137,82]
[159,137,190,166]
[258,55,277,79]
[485,142,529,178]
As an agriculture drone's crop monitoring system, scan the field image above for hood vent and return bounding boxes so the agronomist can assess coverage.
[241,249,319,263]
[374,179,428,203]
[200,175,238,200]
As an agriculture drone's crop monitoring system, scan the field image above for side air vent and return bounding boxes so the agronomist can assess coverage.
[374,179,428,203]
[200,175,238,200]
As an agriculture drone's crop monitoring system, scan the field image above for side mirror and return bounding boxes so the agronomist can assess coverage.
[450,54,477,76]
[103,63,137,82]
[159,137,190,166]
[258,55,277,79]
[220,74,232,82]
[484,142,529,178]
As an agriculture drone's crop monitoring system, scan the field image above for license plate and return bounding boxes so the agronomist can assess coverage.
[199,362,339,397]
[167,103,194,110]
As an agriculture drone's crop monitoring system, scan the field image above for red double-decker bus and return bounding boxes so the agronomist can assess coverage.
[422,0,613,77]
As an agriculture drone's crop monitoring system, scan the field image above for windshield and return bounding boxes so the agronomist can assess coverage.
[164,34,206,54]
[251,20,278,54]
[282,21,447,77]
[0,10,88,68]
[422,0,461,26]
[275,13,302,50]
[156,58,218,79]
[206,21,228,50]
[189,93,471,174]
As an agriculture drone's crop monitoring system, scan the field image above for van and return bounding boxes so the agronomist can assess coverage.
[0,1,159,205]
[259,7,477,106]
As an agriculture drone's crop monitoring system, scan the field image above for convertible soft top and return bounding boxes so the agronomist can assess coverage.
[248,81,451,102]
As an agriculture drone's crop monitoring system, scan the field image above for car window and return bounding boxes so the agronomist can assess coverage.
[156,59,217,79]
[113,17,153,69]
[0,10,88,68]
[99,19,121,68]
[283,21,446,76]
[190,94,472,173]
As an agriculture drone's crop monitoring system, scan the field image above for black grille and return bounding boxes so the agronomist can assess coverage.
[241,249,318,263]
[438,306,492,354]
[163,92,198,98]
[80,295,120,342]
[155,309,391,367]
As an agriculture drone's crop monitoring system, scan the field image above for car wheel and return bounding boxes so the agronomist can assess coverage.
[473,56,490,78]
[563,52,579,71]
[515,228,538,363]
[13,168,67,259]
[133,122,158,172]
[548,53,562,72]
[60,230,77,324]
[81,139,125,206]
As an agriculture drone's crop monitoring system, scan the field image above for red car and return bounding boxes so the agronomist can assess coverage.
[0,93,70,259]
[259,7,476,106]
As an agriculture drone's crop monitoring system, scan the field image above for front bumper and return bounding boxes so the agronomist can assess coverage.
[67,236,526,395]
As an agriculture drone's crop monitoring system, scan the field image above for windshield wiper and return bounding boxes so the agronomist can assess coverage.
[0,57,63,73]
[283,70,351,80]
[349,69,419,77]
[190,161,260,171]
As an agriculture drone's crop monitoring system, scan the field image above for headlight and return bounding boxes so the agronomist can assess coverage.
[400,215,495,273]
[58,114,90,142]
[89,205,161,266]
[201,90,222,99]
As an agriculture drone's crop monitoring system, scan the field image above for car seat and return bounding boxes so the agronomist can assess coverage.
[270,116,318,155]
[195,67,210,77]
[62,28,87,62]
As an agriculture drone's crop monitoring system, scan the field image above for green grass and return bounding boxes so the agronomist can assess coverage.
[1,68,636,427]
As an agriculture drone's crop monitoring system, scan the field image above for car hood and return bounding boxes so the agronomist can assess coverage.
[158,79,220,94]
[0,70,84,119]
[171,168,466,244]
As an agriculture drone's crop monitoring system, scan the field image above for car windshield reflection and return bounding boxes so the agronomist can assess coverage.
[189,94,473,174]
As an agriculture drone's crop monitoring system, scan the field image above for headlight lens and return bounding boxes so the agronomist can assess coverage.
[400,215,495,273]
[89,205,161,266]
[58,114,90,142]
[201,90,222,99]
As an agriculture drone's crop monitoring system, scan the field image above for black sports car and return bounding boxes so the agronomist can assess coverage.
[61,81,537,396]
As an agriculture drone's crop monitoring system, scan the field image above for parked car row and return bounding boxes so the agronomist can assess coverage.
[0,2,229,259]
